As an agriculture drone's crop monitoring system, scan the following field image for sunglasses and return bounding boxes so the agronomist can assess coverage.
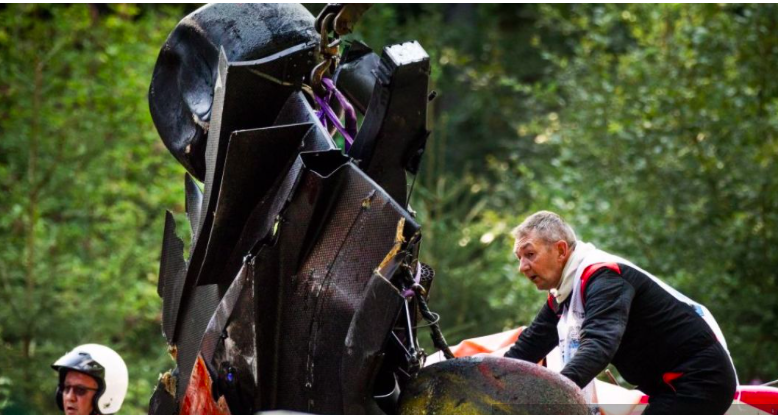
[62,385,98,397]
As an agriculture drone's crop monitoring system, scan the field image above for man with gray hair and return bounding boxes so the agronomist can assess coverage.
[504,210,737,415]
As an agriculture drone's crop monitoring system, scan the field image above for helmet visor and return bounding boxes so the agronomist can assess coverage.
[52,351,105,380]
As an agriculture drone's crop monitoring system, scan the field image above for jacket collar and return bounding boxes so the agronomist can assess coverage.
[550,241,595,303]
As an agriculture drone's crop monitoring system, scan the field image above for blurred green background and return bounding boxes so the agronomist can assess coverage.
[2,4,778,413]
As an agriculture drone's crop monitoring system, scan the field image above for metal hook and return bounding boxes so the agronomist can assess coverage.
[311,12,339,97]
[310,59,331,97]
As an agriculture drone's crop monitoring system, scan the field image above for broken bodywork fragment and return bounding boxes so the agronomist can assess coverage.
[348,41,431,204]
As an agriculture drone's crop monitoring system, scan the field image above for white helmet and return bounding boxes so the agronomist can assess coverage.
[52,344,128,414]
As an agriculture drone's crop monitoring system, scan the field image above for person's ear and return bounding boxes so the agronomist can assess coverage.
[556,240,569,260]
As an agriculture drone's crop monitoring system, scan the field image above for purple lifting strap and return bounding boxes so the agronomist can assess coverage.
[402,262,422,298]
[315,78,358,151]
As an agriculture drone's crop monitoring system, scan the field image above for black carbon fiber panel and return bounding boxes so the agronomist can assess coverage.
[184,174,203,246]
[273,92,337,152]
[210,263,258,414]
[247,154,419,414]
[193,50,229,269]
[147,378,177,415]
[348,41,431,204]
[251,156,326,409]
[174,283,220,400]
[199,264,249,363]
[285,164,418,414]
[333,41,380,115]
[159,211,186,342]
[196,123,313,286]
[176,43,315,340]
[220,156,305,285]
[341,273,405,415]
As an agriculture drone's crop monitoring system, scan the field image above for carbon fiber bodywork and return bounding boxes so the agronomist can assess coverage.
[333,42,381,115]
[150,6,432,412]
[348,41,431,203]
[149,4,582,415]
[246,155,418,414]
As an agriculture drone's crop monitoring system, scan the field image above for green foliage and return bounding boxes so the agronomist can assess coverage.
[1,5,777,414]
[0,4,189,413]
[524,4,778,381]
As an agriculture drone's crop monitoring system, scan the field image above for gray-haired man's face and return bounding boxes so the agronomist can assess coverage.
[514,231,569,291]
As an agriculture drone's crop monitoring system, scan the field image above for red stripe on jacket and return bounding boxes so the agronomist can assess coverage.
[580,262,621,306]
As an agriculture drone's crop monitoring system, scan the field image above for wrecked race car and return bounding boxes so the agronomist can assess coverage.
[146,4,588,415]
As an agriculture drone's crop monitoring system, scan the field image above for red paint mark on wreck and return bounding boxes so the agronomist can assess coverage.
[180,355,232,415]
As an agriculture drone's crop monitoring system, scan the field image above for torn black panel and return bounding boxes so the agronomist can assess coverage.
[184,174,203,246]
[247,158,419,414]
[157,211,175,298]
[293,150,355,263]
[248,153,355,411]
[215,136,342,288]
[147,378,178,415]
[250,245,284,410]
[195,123,313,287]
[341,273,405,415]
[199,263,250,364]
[159,211,187,342]
[190,44,313,280]
[279,164,419,414]
[219,156,305,286]
[177,43,316,340]
[273,92,337,153]
[208,263,258,414]
[348,41,431,204]
[174,283,220,401]
[334,41,380,115]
